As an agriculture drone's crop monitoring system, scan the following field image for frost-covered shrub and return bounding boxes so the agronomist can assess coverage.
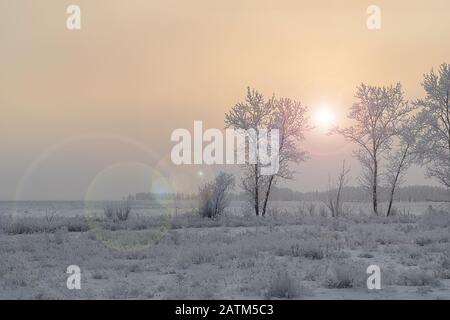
[198,172,235,218]
[324,261,366,288]
[92,271,108,280]
[415,237,434,246]
[5,220,31,234]
[171,210,221,229]
[236,258,256,269]
[176,244,216,268]
[108,283,145,299]
[329,218,349,232]
[104,203,131,222]
[307,203,316,216]
[54,227,68,245]
[1,216,88,234]
[266,271,308,299]
[128,263,143,273]
[169,230,182,245]
[291,242,324,260]
[419,207,450,230]
[436,252,450,279]
[397,270,440,287]
[66,217,89,232]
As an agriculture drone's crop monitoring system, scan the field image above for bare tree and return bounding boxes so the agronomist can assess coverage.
[198,172,235,218]
[414,63,450,188]
[325,160,351,217]
[225,88,309,216]
[384,118,419,217]
[260,97,310,216]
[333,83,415,215]
[225,87,273,216]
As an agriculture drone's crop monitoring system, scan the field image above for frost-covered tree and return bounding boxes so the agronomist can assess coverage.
[261,97,310,216]
[225,88,309,216]
[384,118,419,217]
[225,88,273,217]
[333,83,415,215]
[414,63,450,188]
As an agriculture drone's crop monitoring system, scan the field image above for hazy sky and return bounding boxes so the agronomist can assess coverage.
[1,0,450,200]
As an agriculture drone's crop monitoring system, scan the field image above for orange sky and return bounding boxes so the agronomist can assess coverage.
[1,0,449,200]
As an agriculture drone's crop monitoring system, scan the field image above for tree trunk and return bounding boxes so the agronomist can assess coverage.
[387,146,409,217]
[262,175,275,217]
[386,186,396,217]
[335,181,342,217]
[254,164,259,216]
[372,157,378,215]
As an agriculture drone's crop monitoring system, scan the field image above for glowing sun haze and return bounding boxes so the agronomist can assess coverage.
[313,104,336,131]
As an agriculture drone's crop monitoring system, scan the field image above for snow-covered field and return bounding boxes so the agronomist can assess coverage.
[0,201,449,299]
[2,200,447,218]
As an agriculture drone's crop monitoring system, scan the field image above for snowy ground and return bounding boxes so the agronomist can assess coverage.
[0,202,449,299]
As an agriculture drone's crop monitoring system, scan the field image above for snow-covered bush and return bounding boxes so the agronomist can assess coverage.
[266,271,309,299]
[291,241,324,260]
[54,227,68,244]
[104,202,131,222]
[198,172,235,218]
[436,252,450,279]
[324,261,367,288]
[397,269,441,287]
[419,206,450,230]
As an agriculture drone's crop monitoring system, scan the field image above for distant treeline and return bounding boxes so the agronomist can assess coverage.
[264,186,450,202]
[129,192,198,201]
[128,185,449,202]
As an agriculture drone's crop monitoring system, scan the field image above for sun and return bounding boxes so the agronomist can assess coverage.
[313,105,336,130]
